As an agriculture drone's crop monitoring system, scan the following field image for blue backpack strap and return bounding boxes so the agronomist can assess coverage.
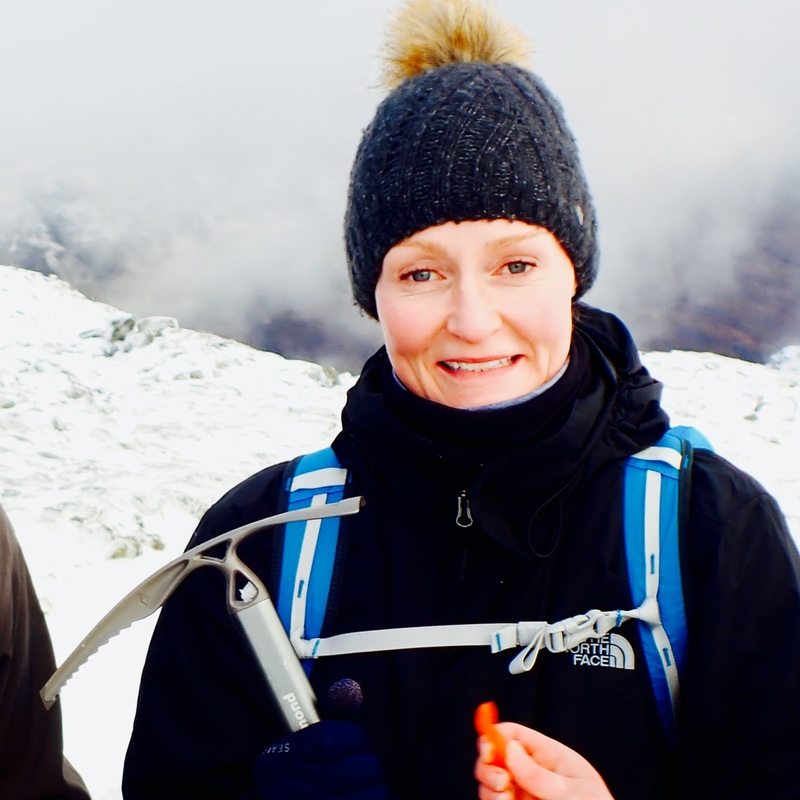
[624,426,711,743]
[276,447,348,672]
[668,424,713,452]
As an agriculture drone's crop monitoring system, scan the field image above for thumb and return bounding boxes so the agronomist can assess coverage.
[505,740,528,770]
[505,739,561,800]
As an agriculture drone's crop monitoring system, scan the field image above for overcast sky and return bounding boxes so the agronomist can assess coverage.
[2,1,799,365]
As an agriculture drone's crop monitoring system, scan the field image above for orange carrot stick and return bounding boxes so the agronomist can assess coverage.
[474,701,507,768]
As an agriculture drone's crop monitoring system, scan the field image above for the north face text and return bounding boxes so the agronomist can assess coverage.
[569,633,634,670]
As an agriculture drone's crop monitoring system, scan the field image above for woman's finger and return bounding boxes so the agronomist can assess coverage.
[496,723,596,778]
[494,730,615,800]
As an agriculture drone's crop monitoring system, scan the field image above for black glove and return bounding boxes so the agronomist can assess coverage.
[252,719,393,799]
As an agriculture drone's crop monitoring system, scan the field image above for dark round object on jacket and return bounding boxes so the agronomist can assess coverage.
[326,678,365,716]
[345,62,598,319]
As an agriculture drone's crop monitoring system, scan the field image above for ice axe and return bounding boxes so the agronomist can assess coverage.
[41,496,363,732]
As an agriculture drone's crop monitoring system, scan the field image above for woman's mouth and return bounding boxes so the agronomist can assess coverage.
[439,356,517,373]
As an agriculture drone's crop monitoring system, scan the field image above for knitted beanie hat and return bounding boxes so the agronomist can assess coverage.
[345,0,598,320]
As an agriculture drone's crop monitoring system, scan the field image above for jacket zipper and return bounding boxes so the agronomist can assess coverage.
[456,489,474,528]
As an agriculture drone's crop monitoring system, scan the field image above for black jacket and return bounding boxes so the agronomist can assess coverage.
[0,505,91,800]
[123,306,800,799]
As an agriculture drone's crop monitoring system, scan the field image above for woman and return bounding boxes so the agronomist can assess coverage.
[123,2,800,799]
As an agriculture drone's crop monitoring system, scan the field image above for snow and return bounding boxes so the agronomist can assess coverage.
[1,264,798,798]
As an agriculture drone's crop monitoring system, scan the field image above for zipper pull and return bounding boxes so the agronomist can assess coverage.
[456,490,474,528]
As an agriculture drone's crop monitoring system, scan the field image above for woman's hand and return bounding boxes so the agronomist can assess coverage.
[474,722,614,800]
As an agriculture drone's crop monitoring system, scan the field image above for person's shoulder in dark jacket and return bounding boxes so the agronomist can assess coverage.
[189,462,288,547]
[688,448,798,570]
[0,504,91,800]
[676,449,800,798]
[123,460,294,800]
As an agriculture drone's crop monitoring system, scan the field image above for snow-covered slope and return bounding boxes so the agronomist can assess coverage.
[1,264,798,798]
[1,265,355,798]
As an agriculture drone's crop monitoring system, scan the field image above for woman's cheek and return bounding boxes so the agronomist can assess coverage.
[383,299,441,352]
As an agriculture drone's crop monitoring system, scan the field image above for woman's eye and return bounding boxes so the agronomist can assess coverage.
[505,261,531,275]
[410,269,433,282]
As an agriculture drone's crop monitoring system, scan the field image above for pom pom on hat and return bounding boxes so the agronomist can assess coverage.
[380,0,531,89]
[345,0,598,319]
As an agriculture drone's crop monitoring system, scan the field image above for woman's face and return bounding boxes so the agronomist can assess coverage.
[375,219,577,409]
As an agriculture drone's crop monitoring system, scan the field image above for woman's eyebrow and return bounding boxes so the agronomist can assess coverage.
[488,233,544,250]
[392,239,446,254]
[395,231,544,254]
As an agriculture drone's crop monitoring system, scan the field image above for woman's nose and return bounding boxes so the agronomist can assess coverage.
[445,278,501,342]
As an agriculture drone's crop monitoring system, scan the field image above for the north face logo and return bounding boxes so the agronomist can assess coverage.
[569,633,634,670]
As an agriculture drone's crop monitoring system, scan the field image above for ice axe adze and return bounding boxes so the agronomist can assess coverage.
[41,496,363,732]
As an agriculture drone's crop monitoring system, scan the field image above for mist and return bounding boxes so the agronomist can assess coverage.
[2,0,799,371]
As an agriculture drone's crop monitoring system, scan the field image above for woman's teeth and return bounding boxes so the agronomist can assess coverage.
[441,357,513,372]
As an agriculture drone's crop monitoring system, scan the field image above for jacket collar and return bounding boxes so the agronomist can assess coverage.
[333,304,670,554]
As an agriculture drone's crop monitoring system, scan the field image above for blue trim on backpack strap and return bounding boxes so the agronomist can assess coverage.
[277,447,347,651]
[624,431,679,739]
[623,456,678,738]
[668,425,713,453]
[654,468,686,673]
[290,446,344,476]
[624,426,711,742]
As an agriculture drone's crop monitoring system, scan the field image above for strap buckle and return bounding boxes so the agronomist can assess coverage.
[508,609,633,674]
